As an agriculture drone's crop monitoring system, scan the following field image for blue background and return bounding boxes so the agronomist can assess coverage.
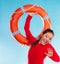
[0,0,60,64]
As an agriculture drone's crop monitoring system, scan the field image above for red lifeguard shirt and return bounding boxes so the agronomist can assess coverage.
[24,15,60,64]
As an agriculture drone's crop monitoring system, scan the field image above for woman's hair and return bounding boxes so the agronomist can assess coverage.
[31,29,54,48]
[43,29,54,36]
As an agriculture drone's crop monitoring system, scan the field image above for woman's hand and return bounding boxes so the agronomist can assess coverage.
[28,13,36,16]
[45,48,53,57]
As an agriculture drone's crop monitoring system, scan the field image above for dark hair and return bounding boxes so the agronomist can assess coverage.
[31,29,54,48]
[43,29,54,36]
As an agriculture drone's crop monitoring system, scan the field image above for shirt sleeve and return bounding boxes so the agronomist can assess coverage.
[24,15,37,44]
[48,44,60,62]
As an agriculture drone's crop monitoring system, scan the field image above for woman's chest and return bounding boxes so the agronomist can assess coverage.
[29,44,46,57]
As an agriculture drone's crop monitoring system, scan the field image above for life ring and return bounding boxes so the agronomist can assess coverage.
[10,4,51,46]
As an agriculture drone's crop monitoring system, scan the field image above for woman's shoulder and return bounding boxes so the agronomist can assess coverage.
[45,43,55,50]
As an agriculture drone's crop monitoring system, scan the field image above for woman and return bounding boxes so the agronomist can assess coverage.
[24,14,60,64]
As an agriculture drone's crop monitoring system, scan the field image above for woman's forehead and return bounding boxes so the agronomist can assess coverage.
[44,32,53,38]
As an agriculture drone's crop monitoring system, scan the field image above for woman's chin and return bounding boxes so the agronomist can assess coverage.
[41,42,46,45]
[41,41,48,45]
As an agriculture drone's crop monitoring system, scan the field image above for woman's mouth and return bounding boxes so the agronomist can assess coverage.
[41,39,49,45]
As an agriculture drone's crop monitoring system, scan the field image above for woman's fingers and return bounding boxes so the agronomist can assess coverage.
[28,13,36,16]
[45,48,53,57]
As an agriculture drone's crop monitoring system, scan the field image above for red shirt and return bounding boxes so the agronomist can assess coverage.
[24,15,60,64]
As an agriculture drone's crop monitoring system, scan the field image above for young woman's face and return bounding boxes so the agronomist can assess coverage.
[39,32,54,45]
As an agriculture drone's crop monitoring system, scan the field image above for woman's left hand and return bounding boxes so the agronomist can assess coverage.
[45,48,53,57]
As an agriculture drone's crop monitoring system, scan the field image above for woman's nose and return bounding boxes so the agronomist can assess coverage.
[46,38,50,42]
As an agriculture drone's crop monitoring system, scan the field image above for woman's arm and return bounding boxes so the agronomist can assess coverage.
[24,14,37,44]
[50,48,60,62]
[47,44,60,62]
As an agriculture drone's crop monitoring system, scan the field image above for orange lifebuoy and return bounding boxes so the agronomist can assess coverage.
[10,4,51,46]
